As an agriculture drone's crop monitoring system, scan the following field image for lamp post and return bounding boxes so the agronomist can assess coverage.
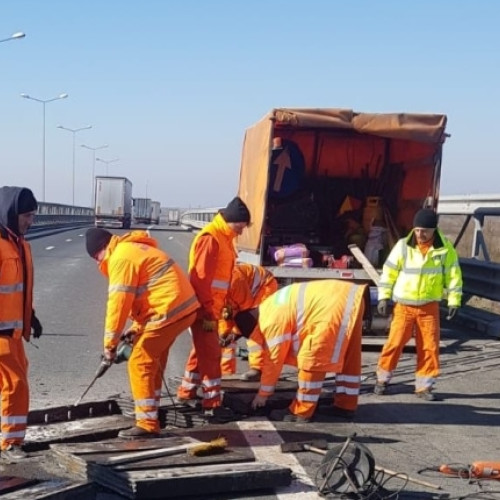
[57,125,92,206]
[20,93,68,201]
[96,157,119,176]
[0,31,25,44]
[81,144,108,207]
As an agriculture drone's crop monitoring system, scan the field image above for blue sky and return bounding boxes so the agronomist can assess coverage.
[1,1,499,208]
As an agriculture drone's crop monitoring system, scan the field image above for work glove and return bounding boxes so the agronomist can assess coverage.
[31,311,43,339]
[120,329,137,345]
[221,305,233,320]
[219,332,237,348]
[446,307,458,320]
[377,299,389,317]
[202,318,217,331]
[251,394,268,410]
[104,346,117,362]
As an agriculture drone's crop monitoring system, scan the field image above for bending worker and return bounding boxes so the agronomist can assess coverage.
[219,263,278,380]
[85,228,199,439]
[234,279,368,422]
[177,197,250,417]
[0,187,43,462]
[374,208,462,400]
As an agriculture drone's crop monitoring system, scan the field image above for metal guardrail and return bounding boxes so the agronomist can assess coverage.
[33,202,94,227]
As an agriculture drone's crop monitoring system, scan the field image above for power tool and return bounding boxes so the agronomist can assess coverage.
[73,339,133,406]
[439,461,500,480]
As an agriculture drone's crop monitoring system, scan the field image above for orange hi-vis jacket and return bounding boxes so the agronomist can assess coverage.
[98,231,200,351]
[188,213,237,322]
[227,263,278,314]
[0,228,34,341]
[251,280,367,398]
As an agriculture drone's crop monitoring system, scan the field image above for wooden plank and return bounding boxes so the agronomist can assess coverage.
[92,461,292,499]
[26,414,134,445]
[348,243,381,285]
[0,476,38,495]
[0,479,93,500]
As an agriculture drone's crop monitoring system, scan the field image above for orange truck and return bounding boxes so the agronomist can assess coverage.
[236,108,448,296]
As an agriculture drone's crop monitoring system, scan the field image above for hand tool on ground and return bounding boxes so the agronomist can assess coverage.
[73,339,132,406]
[103,436,228,466]
[281,438,442,491]
[439,461,500,480]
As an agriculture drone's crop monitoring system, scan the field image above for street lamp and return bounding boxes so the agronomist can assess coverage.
[57,125,92,206]
[81,144,108,207]
[96,157,119,176]
[0,32,25,44]
[20,92,68,201]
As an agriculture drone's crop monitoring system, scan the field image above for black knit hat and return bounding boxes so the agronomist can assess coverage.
[413,209,438,229]
[17,188,38,214]
[234,308,259,338]
[85,228,112,257]
[220,196,251,224]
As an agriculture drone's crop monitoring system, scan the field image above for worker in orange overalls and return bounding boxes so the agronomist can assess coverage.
[234,279,368,422]
[375,208,462,400]
[85,228,200,439]
[219,263,278,380]
[0,187,43,462]
[176,197,251,419]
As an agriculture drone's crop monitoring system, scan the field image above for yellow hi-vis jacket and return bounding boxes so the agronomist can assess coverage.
[250,280,367,398]
[99,231,200,350]
[378,229,462,307]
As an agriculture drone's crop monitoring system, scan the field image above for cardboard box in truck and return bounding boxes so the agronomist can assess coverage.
[94,176,132,229]
[236,108,448,285]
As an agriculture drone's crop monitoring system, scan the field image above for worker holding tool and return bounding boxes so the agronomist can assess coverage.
[0,187,42,462]
[234,279,369,422]
[85,228,200,439]
[374,208,462,400]
[176,197,251,419]
[219,263,278,380]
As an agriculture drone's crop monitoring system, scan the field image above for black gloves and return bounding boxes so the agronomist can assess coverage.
[31,312,43,339]
[447,307,458,320]
[377,299,389,317]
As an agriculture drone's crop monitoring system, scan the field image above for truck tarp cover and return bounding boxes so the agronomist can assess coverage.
[237,108,447,253]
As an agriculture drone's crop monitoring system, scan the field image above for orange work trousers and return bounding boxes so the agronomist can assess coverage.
[377,302,440,392]
[0,335,29,450]
[177,319,222,409]
[220,336,264,376]
[129,312,196,433]
[289,305,363,419]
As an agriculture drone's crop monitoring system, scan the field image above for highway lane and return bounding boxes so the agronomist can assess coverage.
[27,225,199,409]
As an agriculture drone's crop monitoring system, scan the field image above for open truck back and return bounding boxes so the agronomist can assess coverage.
[236,108,448,288]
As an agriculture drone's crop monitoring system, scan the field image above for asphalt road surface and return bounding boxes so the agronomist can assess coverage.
[19,225,500,499]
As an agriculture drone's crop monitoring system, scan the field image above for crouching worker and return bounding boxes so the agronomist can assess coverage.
[219,263,278,380]
[85,228,199,439]
[234,279,368,422]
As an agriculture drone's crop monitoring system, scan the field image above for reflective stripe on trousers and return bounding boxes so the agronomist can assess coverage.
[0,335,29,450]
[177,319,222,409]
[129,312,196,432]
[376,302,440,391]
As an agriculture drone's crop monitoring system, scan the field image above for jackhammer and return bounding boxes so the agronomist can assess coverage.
[73,339,133,406]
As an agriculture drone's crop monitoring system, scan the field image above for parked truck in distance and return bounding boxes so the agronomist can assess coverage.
[166,207,180,225]
[94,176,132,229]
[151,201,161,225]
[133,198,152,224]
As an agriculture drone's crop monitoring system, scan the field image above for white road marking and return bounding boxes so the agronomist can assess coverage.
[65,238,72,242]
[168,236,174,240]
[45,246,55,251]
[236,418,320,498]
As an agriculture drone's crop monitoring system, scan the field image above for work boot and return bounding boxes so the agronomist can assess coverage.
[269,408,311,423]
[374,381,387,395]
[240,368,261,382]
[415,389,436,401]
[118,426,160,439]
[1,444,28,462]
